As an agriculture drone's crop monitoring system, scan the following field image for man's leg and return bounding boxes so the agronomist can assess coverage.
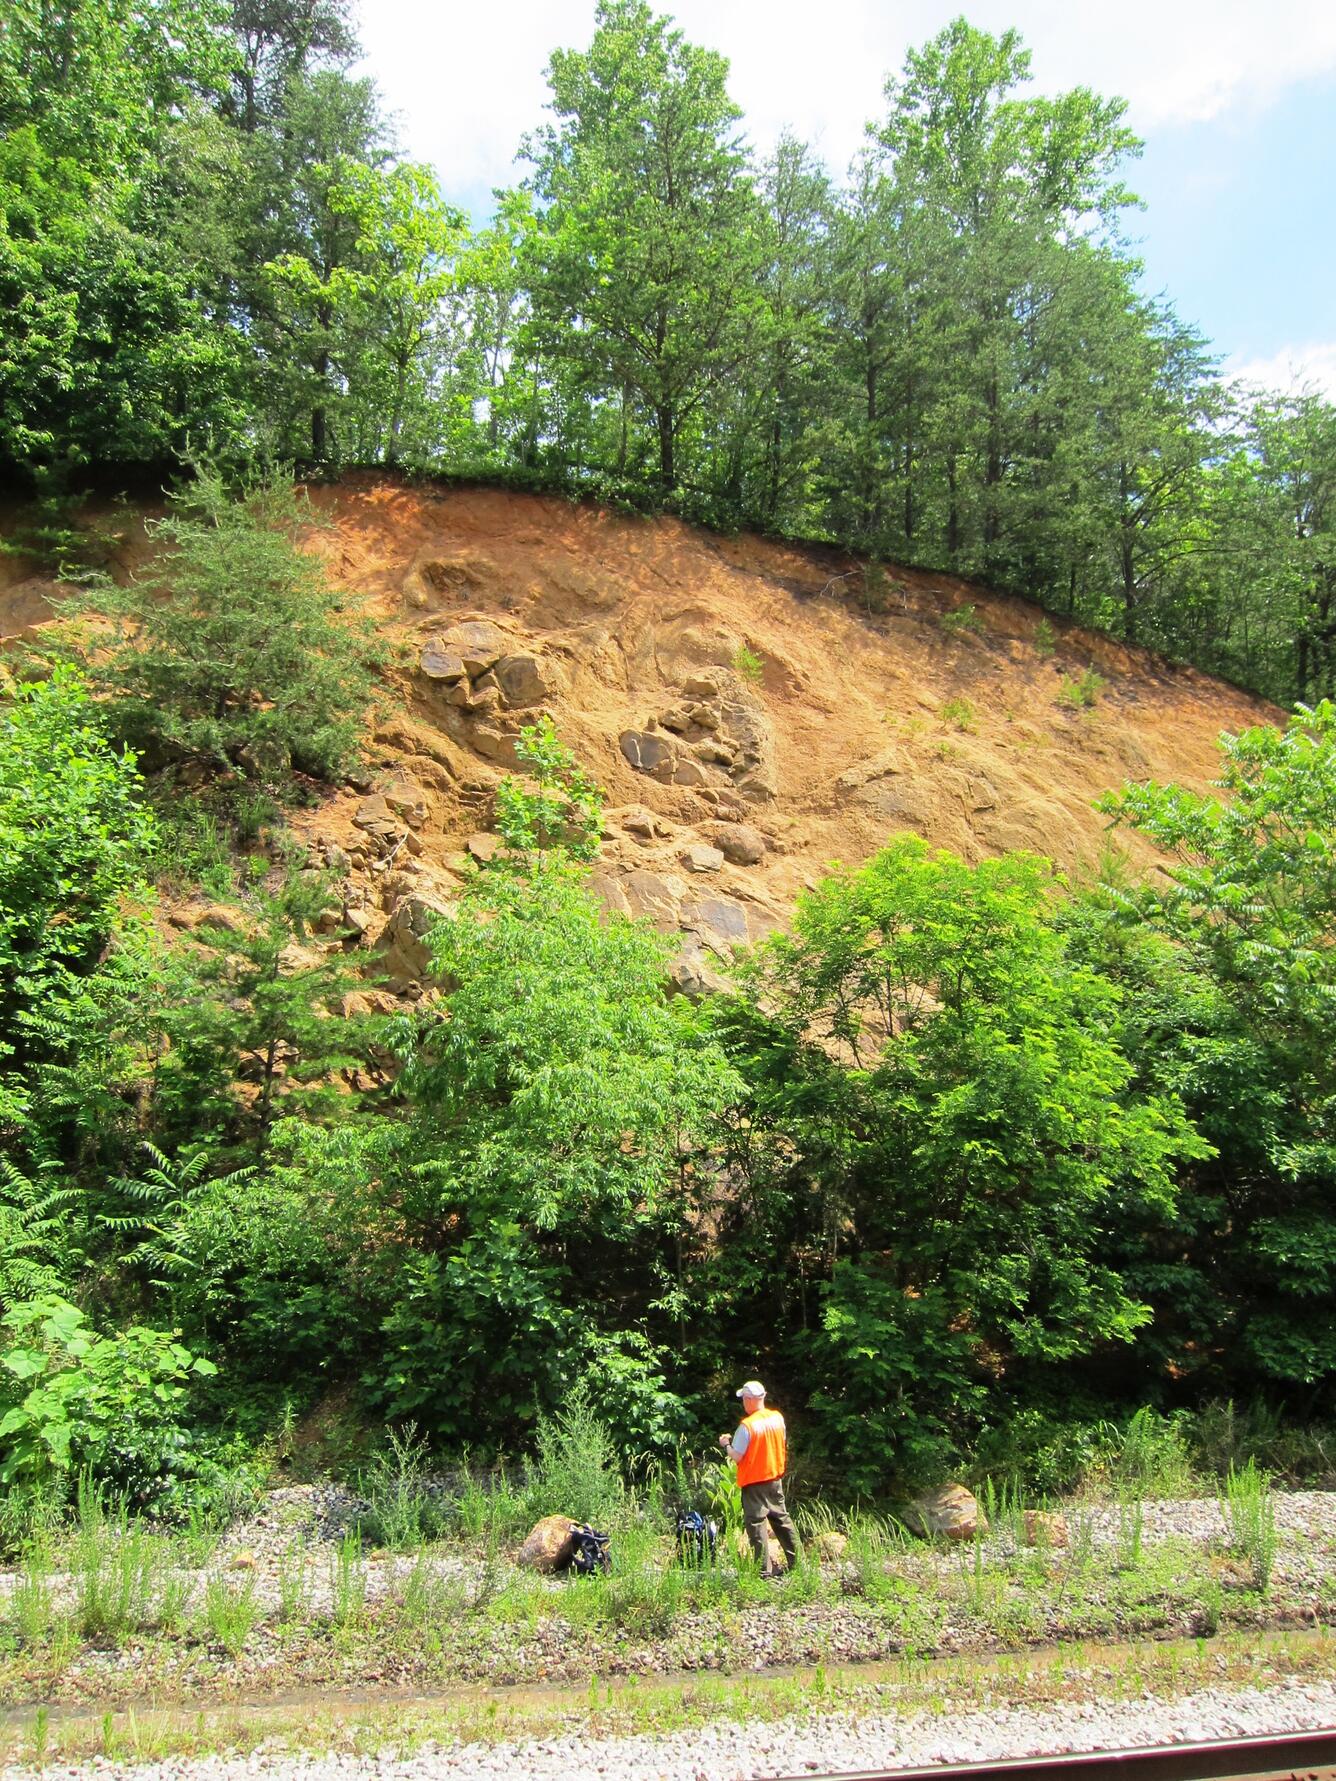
[741,1484,774,1571]
[766,1481,800,1570]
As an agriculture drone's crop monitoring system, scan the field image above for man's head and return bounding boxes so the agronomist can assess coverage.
[736,1379,766,1412]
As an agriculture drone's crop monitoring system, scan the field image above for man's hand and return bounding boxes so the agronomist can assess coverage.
[718,1433,731,1450]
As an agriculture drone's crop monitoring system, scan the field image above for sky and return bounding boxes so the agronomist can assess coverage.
[355,0,1336,397]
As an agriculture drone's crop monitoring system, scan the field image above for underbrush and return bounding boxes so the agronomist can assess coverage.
[0,1390,1331,1700]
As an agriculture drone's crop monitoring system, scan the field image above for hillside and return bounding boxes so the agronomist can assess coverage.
[0,475,1279,993]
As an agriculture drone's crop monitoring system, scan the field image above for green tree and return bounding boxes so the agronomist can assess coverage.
[719,836,1203,1486]
[63,468,379,790]
[1098,704,1336,1390]
[150,864,377,1158]
[0,670,155,1152]
[371,770,738,1440]
[0,0,251,479]
[522,0,766,490]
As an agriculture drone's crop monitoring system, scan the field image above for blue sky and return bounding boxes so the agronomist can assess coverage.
[1134,70,1336,387]
[356,0,1336,395]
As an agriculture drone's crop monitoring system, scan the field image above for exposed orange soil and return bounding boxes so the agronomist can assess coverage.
[1,474,1281,989]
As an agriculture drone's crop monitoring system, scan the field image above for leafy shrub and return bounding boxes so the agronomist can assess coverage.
[61,468,381,793]
[0,1297,217,1513]
[732,644,765,684]
[940,603,985,636]
[940,696,977,732]
[1033,617,1056,657]
[1222,1458,1277,1589]
[1057,668,1105,708]
[494,715,604,864]
[356,1422,452,1550]
[523,1383,625,1528]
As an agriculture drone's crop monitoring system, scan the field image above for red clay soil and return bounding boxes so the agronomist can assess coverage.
[0,474,1282,989]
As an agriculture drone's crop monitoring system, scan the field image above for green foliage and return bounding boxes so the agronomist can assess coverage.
[522,1384,625,1528]
[940,696,976,732]
[1222,1459,1276,1590]
[723,835,1205,1489]
[0,667,155,1179]
[1033,618,1057,658]
[523,0,765,489]
[373,858,738,1442]
[0,1297,216,1510]
[0,1159,83,1306]
[148,861,377,1157]
[1057,669,1106,709]
[494,716,604,864]
[940,604,985,637]
[732,644,765,684]
[355,1423,452,1550]
[62,470,379,791]
[0,669,153,1059]
[1094,703,1336,1390]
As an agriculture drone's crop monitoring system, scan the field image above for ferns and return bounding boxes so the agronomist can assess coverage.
[0,1157,82,1306]
[99,1144,255,1284]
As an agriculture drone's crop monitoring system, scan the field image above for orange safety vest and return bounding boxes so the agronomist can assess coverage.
[735,1407,787,1487]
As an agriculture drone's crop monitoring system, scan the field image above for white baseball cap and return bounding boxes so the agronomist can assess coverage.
[735,1380,766,1399]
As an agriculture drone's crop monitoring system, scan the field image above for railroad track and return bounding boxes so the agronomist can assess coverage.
[766,1727,1336,1781]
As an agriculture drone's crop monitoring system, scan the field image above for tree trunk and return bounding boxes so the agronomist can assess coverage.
[656,406,675,489]
[1119,462,1138,644]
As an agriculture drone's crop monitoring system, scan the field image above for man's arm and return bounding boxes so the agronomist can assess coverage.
[717,1423,750,1460]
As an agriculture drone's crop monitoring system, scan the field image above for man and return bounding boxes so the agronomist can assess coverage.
[718,1379,799,1576]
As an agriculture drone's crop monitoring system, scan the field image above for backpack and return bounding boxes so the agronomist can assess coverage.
[675,1507,719,1566]
[567,1523,612,1575]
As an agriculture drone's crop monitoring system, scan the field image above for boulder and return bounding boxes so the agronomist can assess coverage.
[467,722,520,766]
[459,677,503,717]
[906,1483,987,1543]
[434,619,508,676]
[419,641,467,682]
[731,1528,787,1572]
[619,805,669,841]
[670,759,709,787]
[186,903,247,935]
[684,894,751,955]
[694,740,735,766]
[707,822,766,866]
[669,937,730,1000]
[517,1515,578,1573]
[466,831,504,864]
[381,893,455,981]
[353,793,398,832]
[811,1531,849,1563]
[620,869,688,931]
[382,781,429,828]
[1023,1510,1068,1549]
[680,843,725,874]
[496,652,566,709]
[619,729,676,778]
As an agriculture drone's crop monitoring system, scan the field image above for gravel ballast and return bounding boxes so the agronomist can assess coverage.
[9,1676,1336,1781]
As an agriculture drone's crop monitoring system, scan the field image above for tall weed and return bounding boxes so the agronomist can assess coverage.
[202,1576,261,1656]
[1223,1459,1277,1590]
[357,1423,451,1551]
[523,1385,624,1529]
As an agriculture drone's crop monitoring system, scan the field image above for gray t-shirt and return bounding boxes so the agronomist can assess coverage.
[727,1422,751,1459]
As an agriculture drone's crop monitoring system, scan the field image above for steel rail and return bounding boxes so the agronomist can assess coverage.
[763,1726,1336,1781]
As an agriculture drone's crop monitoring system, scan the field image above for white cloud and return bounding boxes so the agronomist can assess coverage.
[1225,342,1336,402]
[357,0,1336,205]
